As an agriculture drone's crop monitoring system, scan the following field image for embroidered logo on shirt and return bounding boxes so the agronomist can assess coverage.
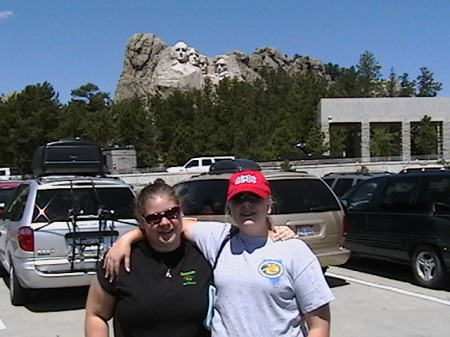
[180,270,197,286]
[258,259,284,286]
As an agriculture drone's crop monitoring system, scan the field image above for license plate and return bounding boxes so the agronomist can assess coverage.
[78,237,101,246]
[296,225,314,236]
[68,237,105,259]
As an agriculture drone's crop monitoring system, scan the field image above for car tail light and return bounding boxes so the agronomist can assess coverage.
[18,226,34,251]
[343,215,349,237]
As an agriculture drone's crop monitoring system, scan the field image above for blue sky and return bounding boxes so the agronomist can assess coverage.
[1,1,449,103]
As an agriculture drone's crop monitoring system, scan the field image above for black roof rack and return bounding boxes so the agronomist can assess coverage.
[208,158,261,174]
[32,138,106,177]
[323,171,393,177]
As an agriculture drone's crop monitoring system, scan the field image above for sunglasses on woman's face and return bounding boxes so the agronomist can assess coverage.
[142,206,181,225]
[231,193,263,204]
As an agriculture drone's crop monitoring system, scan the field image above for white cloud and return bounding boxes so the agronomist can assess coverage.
[0,11,13,20]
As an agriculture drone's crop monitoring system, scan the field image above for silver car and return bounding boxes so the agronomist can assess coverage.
[0,175,138,305]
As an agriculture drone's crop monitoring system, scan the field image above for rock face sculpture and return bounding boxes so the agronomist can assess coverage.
[114,33,330,101]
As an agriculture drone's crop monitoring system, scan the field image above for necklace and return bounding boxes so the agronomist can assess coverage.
[151,244,184,280]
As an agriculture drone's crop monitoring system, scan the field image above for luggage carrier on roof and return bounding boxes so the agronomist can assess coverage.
[32,138,106,177]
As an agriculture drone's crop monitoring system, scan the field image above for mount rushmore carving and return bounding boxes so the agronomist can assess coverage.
[114,33,330,101]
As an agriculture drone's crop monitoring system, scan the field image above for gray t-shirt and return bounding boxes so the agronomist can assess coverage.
[193,221,334,337]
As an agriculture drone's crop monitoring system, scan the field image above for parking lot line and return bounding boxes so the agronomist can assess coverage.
[0,317,6,330]
[327,272,450,306]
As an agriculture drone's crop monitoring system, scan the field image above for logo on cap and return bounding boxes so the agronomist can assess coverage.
[235,174,258,185]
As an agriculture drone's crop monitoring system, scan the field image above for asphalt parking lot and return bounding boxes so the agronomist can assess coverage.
[0,257,449,337]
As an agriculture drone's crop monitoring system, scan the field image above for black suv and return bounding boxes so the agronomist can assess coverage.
[322,172,392,198]
[341,171,450,288]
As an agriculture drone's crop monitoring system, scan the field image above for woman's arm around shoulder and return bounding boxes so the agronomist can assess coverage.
[181,217,198,241]
[85,277,116,337]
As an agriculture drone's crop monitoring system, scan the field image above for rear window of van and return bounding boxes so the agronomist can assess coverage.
[32,188,135,222]
[175,178,341,216]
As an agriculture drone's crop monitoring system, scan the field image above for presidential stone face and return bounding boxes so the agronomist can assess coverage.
[215,58,228,76]
[199,56,209,74]
[188,48,200,66]
[173,41,188,63]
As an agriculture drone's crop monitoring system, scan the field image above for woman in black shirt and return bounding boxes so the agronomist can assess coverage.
[85,180,211,337]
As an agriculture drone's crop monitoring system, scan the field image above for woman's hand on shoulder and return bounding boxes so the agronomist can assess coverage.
[272,225,300,241]
[103,228,142,281]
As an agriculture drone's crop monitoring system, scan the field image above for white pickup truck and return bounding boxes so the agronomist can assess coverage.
[166,156,235,173]
[0,167,22,180]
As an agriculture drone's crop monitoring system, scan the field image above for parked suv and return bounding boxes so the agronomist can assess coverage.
[0,139,138,305]
[322,172,392,198]
[341,171,450,288]
[173,168,350,269]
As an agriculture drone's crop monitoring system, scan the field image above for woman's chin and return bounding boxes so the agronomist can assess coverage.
[240,219,256,226]
[157,232,181,246]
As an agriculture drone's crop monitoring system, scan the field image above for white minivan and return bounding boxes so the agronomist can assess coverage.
[166,156,235,173]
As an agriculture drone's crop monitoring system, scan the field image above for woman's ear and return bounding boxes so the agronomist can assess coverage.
[139,225,146,234]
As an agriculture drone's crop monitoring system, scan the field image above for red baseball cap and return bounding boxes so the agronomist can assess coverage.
[227,170,272,201]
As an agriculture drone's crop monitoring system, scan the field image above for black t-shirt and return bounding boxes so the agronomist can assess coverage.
[97,240,212,337]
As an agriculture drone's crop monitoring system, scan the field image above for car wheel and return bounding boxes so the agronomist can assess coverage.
[412,245,447,289]
[9,264,28,306]
[0,262,7,278]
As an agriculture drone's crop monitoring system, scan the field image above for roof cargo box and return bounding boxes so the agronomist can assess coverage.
[32,139,105,177]
[208,158,261,174]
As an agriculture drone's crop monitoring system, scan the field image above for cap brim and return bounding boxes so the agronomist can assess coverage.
[227,188,268,201]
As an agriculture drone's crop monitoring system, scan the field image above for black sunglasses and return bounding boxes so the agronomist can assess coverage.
[231,193,262,204]
[142,206,181,225]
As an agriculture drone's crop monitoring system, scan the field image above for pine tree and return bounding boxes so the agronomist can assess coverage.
[411,115,438,155]
[356,51,382,97]
[416,67,443,97]
[398,73,416,97]
[386,67,398,97]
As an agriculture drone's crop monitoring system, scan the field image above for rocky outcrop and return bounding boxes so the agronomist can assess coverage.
[114,33,331,101]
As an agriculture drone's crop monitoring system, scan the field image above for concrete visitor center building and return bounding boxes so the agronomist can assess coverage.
[318,97,450,162]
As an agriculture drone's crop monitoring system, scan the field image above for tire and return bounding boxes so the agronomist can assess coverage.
[412,245,447,289]
[0,262,7,278]
[9,264,28,306]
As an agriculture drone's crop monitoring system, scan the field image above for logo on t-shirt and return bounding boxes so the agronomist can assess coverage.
[258,259,284,286]
[180,270,197,286]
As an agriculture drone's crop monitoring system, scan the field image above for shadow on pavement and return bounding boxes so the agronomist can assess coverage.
[342,255,414,282]
[325,275,349,289]
[25,286,89,312]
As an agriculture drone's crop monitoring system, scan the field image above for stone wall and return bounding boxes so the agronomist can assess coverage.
[115,160,430,192]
